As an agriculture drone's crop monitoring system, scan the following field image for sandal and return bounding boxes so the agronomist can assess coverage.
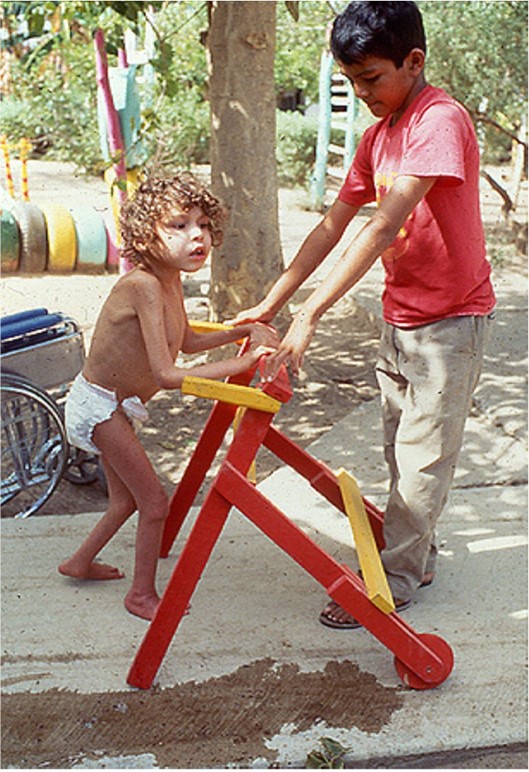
[319,597,411,630]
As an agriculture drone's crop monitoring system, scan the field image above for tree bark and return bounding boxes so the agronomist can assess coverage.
[207,0,287,324]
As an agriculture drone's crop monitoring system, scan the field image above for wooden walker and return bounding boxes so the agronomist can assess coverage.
[128,334,454,691]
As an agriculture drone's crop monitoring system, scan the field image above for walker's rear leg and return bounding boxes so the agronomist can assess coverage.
[216,463,454,690]
[264,425,385,548]
[160,400,239,557]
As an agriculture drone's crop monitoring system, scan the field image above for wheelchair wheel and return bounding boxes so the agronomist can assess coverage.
[1,373,69,518]
[63,447,101,485]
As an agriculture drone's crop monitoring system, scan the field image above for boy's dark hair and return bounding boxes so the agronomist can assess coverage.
[330,1,426,68]
[119,171,227,267]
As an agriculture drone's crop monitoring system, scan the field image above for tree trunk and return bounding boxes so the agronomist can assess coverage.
[207,0,287,324]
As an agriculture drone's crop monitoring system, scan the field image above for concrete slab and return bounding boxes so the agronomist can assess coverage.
[2,369,527,766]
[1,475,527,767]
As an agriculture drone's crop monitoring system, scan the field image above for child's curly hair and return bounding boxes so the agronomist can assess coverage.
[119,171,227,266]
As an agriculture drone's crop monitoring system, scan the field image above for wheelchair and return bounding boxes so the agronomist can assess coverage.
[1,308,101,519]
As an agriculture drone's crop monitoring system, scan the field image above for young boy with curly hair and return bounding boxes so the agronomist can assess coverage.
[232,1,496,628]
[60,172,277,620]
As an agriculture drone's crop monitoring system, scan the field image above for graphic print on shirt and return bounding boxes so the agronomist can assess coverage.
[375,170,415,263]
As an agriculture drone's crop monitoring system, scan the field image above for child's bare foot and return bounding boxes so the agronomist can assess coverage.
[58,559,125,581]
[124,590,161,621]
[124,590,192,621]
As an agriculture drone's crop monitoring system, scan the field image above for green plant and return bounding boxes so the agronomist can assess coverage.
[306,736,352,769]
[276,110,318,186]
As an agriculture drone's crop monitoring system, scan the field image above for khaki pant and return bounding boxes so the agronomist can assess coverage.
[375,313,494,601]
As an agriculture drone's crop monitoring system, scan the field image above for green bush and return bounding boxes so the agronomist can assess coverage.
[276,110,318,187]
[0,52,102,171]
[143,91,210,170]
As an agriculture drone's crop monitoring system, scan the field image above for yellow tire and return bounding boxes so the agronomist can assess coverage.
[40,204,77,273]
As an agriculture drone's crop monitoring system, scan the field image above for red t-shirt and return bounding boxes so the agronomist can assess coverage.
[338,85,496,327]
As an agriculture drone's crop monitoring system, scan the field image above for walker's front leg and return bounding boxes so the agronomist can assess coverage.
[128,487,231,689]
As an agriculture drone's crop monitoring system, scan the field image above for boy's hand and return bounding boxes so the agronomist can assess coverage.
[226,301,275,327]
[262,312,316,381]
[246,344,277,365]
[248,322,280,349]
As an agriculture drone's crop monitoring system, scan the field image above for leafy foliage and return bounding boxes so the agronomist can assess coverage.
[0,0,526,174]
[419,0,528,160]
[276,110,318,185]
[306,736,352,769]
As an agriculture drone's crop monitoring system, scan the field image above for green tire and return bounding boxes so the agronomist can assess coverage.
[68,206,107,272]
[1,209,20,272]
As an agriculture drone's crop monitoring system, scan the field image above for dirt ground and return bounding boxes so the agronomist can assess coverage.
[1,161,527,770]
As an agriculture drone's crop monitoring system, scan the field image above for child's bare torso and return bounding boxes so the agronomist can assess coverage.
[83,267,186,403]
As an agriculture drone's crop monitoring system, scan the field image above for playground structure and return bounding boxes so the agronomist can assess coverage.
[0,136,113,274]
[310,51,359,211]
[0,28,145,276]
[127,337,454,692]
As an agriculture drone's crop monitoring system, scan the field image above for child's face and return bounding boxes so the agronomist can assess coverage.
[155,206,212,272]
[338,50,425,122]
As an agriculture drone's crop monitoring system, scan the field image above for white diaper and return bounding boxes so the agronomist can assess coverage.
[65,373,149,455]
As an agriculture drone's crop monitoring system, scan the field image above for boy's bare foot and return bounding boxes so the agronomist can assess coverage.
[58,559,125,581]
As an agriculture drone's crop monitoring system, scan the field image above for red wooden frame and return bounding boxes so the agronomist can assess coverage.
[128,358,453,691]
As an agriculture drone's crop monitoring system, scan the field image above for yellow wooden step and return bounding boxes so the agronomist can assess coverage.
[336,468,395,614]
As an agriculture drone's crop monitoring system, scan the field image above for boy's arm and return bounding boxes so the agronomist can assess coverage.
[264,175,436,379]
[228,199,359,325]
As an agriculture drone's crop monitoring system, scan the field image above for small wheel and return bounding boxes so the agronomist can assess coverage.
[394,633,454,690]
[64,448,101,485]
[1,373,68,518]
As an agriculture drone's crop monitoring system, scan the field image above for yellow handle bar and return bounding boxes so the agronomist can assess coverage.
[181,376,281,414]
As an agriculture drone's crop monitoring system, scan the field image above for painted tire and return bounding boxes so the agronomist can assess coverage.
[9,201,47,273]
[40,204,77,273]
[0,209,20,272]
[68,206,107,272]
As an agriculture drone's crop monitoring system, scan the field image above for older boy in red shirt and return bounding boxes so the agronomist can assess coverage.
[231,1,495,627]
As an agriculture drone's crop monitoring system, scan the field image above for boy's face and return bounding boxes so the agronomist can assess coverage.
[338,49,425,122]
[155,206,212,272]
